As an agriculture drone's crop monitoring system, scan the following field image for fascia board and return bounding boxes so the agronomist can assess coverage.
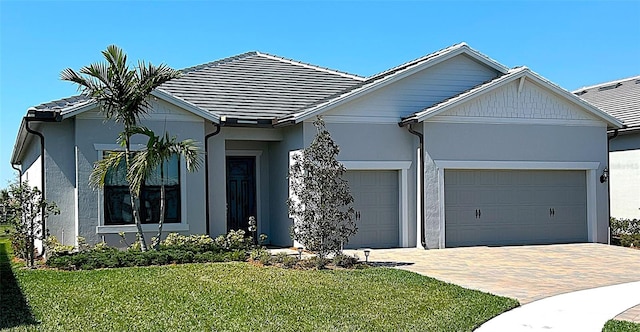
[10,118,28,164]
[523,72,624,129]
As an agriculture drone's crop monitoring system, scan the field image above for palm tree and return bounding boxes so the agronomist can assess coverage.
[62,45,180,251]
[128,127,202,249]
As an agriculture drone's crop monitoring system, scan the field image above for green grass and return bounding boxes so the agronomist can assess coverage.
[603,320,640,332]
[1,239,518,332]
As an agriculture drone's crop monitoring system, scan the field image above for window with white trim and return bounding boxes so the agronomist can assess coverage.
[103,153,181,225]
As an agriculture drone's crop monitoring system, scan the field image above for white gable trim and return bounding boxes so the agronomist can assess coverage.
[407,69,623,129]
[427,115,606,127]
[285,44,508,124]
[59,89,219,123]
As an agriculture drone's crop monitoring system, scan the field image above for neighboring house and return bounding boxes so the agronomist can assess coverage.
[10,43,622,250]
[574,76,640,220]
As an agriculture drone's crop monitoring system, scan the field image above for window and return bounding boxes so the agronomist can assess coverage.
[103,154,181,225]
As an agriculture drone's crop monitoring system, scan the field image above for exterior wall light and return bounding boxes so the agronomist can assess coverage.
[600,168,609,183]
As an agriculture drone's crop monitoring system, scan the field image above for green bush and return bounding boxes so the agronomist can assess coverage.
[333,253,359,268]
[46,247,248,270]
[300,256,328,270]
[160,233,220,253]
[620,234,640,248]
[249,247,271,265]
[214,229,251,251]
[611,218,640,236]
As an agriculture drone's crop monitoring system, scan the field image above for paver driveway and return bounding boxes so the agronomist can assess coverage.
[345,244,640,322]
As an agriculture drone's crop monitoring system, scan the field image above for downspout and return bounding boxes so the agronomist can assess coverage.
[22,108,62,256]
[402,122,427,249]
[24,119,47,239]
[204,123,221,236]
[10,163,22,184]
[606,129,619,245]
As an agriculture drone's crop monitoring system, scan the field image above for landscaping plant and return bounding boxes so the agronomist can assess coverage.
[3,179,59,267]
[288,117,356,259]
[62,45,181,252]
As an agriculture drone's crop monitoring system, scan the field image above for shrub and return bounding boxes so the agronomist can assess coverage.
[214,229,251,251]
[300,256,328,270]
[46,247,248,270]
[44,236,74,256]
[610,218,640,236]
[333,253,359,268]
[250,247,271,265]
[620,234,640,248]
[160,233,220,253]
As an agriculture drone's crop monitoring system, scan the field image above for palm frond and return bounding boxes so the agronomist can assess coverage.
[88,151,125,189]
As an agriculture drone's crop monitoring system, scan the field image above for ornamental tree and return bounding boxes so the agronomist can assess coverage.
[4,180,59,267]
[287,117,356,258]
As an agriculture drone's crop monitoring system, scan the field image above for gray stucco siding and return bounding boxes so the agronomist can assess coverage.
[323,54,499,121]
[267,125,303,246]
[43,120,76,246]
[302,121,419,247]
[206,125,292,244]
[74,106,207,246]
[421,121,610,248]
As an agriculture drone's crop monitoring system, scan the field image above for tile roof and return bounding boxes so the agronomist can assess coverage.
[159,52,365,120]
[573,76,640,130]
[32,95,92,113]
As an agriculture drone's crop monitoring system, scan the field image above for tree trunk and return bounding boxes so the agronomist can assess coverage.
[125,137,147,252]
[155,161,165,250]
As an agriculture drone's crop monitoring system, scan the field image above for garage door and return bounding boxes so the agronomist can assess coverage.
[343,170,399,249]
[445,170,587,247]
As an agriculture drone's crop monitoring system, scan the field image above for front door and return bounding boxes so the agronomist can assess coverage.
[226,156,257,232]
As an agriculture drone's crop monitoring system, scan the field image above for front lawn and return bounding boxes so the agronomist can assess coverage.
[1,239,518,331]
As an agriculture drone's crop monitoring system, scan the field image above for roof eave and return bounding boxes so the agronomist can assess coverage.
[522,71,624,129]
[10,117,28,165]
[152,89,220,123]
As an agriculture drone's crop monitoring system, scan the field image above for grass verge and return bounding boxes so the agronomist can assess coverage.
[603,320,640,332]
[1,238,518,331]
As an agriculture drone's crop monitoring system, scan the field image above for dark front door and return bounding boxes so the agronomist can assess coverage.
[226,156,257,232]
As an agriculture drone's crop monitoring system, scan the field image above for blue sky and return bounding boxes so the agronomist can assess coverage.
[1,0,639,186]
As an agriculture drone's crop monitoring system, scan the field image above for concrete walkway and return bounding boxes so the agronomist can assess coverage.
[475,281,640,331]
[344,244,640,323]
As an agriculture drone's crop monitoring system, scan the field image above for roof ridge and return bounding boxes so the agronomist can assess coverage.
[573,75,640,93]
[178,51,259,74]
[256,52,365,81]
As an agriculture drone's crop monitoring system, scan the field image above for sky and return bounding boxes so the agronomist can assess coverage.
[0,0,639,186]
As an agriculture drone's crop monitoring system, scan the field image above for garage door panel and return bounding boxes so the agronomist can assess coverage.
[445,170,587,248]
[344,170,399,249]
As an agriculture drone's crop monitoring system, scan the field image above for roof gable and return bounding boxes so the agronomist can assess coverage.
[401,68,623,129]
[574,75,640,131]
[275,42,509,125]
